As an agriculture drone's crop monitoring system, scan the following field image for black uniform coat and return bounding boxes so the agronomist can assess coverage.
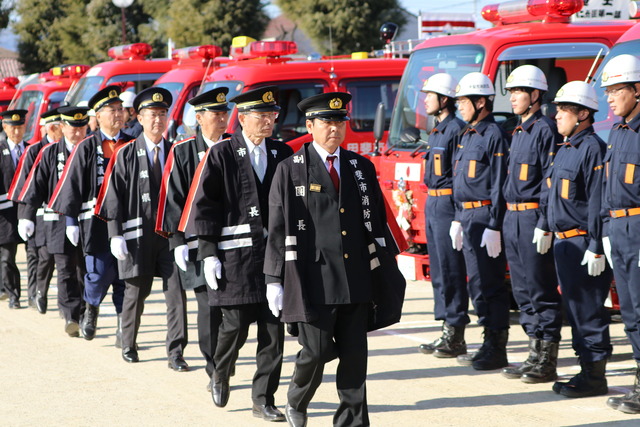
[179,128,293,305]
[18,138,73,254]
[264,143,406,330]
[94,134,173,280]
[0,139,22,245]
[156,131,212,290]
[49,131,133,254]
[9,137,51,248]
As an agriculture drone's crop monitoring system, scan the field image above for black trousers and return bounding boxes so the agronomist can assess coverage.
[26,244,37,300]
[194,285,223,378]
[121,264,188,358]
[35,245,55,300]
[214,302,284,406]
[0,242,20,299]
[53,246,85,322]
[289,303,369,427]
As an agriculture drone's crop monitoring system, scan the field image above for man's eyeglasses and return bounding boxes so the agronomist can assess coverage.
[246,112,279,121]
[604,85,633,97]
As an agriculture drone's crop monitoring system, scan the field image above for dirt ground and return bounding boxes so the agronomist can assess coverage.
[1,245,639,426]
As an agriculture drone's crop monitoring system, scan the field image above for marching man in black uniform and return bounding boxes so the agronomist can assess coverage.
[547,81,611,398]
[179,86,291,421]
[49,86,132,344]
[18,106,89,336]
[10,109,58,312]
[155,87,230,389]
[501,65,563,383]
[417,74,470,358]
[264,92,405,427]
[451,72,511,371]
[599,54,640,413]
[0,109,28,308]
[95,87,189,369]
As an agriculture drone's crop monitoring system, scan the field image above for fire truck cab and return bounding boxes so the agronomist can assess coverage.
[178,38,407,157]
[0,76,19,113]
[65,43,176,107]
[379,0,635,280]
[10,64,89,144]
[154,44,229,141]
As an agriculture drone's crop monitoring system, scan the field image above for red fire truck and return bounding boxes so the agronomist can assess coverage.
[65,43,176,107]
[378,0,635,280]
[153,44,229,141]
[0,76,19,113]
[10,64,89,144]
[175,37,407,160]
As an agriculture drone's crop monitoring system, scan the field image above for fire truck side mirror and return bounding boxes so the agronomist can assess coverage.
[371,102,386,156]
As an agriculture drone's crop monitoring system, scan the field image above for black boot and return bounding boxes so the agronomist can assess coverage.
[472,328,509,371]
[521,340,559,383]
[115,313,122,348]
[612,363,640,413]
[558,359,608,398]
[458,328,490,366]
[434,323,467,358]
[502,337,539,379]
[81,304,99,341]
[418,322,446,354]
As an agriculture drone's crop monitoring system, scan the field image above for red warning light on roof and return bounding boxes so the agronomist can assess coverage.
[108,43,153,60]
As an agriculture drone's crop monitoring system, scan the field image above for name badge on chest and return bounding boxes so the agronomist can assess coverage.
[309,183,322,192]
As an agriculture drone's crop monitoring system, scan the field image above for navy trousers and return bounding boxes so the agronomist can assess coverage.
[84,250,125,313]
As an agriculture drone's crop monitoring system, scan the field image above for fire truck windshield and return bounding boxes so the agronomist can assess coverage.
[13,89,67,142]
[66,76,104,106]
[388,45,485,149]
[155,82,184,116]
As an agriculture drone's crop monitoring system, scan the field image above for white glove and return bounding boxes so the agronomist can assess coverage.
[266,283,284,317]
[480,228,502,258]
[204,256,222,290]
[174,245,189,272]
[532,228,552,255]
[66,225,79,246]
[110,236,128,261]
[581,250,605,277]
[449,221,463,251]
[18,219,35,241]
[602,236,613,268]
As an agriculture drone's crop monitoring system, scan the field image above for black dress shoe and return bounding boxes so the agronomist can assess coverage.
[36,291,47,314]
[65,320,80,337]
[284,403,307,427]
[122,347,139,363]
[253,404,285,422]
[211,378,230,407]
[168,355,189,372]
[8,296,20,309]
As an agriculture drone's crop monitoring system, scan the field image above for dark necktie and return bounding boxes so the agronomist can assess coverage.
[327,155,340,192]
[15,145,22,166]
[153,146,162,184]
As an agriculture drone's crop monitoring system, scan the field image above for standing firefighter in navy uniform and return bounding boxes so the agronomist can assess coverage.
[49,85,133,345]
[264,92,406,427]
[18,106,89,337]
[156,87,230,390]
[501,65,563,384]
[95,87,189,370]
[417,73,470,358]
[547,81,611,398]
[179,86,291,421]
[10,108,59,313]
[0,109,28,308]
[599,54,640,414]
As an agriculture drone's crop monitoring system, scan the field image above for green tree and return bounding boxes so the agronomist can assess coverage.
[276,0,406,55]
[0,0,13,30]
[165,0,269,55]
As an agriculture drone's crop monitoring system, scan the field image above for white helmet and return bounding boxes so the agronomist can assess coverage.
[456,72,495,98]
[120,91,136,108]
[553,81,599,111]
[601,54,640,87]
[421,73,458,98]
[505,65,548,91]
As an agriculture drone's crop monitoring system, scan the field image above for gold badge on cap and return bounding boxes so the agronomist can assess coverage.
[152,93,164,102]
[109,89,118,98]
[216,93,226,103]
[455,84,461,93]
[262,91,274,103]
[506,75,514,83]
[557,88,564,97]
[601,72,608,82]
[11,114,20,121]
[329,98,342,110]
[74,113,84,120]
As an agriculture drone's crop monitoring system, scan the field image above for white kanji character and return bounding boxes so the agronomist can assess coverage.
[249,206,260,217]
[141,193,151,203]
[237,147,247,157]
[297,220,306,231]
